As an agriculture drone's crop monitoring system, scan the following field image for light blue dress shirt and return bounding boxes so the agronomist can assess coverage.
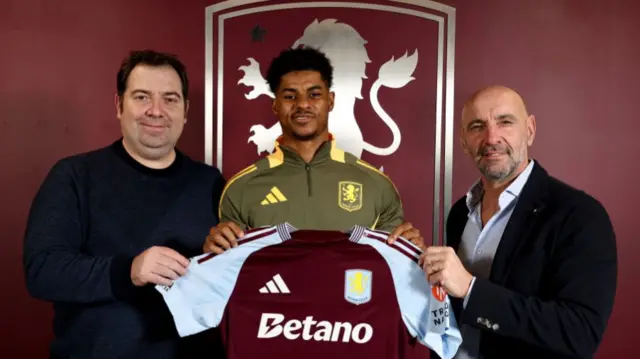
[453,160,535,359]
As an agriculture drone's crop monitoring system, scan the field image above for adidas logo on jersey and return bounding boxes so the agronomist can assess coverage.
[257,313,373,344]
[261,186,287,205]
[259,274,290,294]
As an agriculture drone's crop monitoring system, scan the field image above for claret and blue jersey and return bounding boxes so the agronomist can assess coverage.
[157,223,462,359]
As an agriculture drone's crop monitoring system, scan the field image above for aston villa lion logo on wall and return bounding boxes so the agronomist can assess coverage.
[239,18,417,160]
[205,0,456,246]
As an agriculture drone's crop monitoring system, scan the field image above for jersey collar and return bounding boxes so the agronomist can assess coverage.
[276,222,368,243]
[346,225,368,242]
[276,222,298,240]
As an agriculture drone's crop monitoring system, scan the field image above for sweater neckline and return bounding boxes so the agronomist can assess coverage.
[111,138,185,177]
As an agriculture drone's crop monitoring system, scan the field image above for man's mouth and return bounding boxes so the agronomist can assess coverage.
[483,152,504,157]
[292,113,314,122]
[140,122,169,134]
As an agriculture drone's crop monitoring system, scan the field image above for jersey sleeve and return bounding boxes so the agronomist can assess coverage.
[354,229,463,359]
[155,225,286,337]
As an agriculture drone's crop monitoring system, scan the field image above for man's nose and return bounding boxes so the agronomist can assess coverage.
[484,122,502,144]
[295,95,311,109]
[145,97,164,117]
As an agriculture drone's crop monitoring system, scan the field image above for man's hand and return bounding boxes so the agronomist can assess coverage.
[386,222,425,249]
[131,246,190,287]
[420,246,473,298]
[202,221,245,254]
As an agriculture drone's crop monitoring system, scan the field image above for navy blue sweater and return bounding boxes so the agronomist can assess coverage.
[23,139,226,358]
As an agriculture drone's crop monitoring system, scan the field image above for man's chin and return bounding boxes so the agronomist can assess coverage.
[140,136,171,149]
[480,164,517,182]
[139,135,178,156]
[292,131,318,142]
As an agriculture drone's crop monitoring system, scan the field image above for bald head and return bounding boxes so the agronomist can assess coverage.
[462,85,529,127]
[459,85,536,186]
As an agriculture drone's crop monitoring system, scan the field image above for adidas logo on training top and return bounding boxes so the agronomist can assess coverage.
[259,274,290,294]
[261,186,287,205]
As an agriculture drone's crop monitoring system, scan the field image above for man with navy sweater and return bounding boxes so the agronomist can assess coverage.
[23,50,225,359]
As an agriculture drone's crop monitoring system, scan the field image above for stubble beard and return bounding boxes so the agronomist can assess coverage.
[475,143,527,184]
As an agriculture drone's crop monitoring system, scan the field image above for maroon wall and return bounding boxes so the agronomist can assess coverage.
[1,0,637,357]
[0,0,209,356]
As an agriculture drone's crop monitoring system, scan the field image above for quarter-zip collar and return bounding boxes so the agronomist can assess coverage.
[275,133,341,167]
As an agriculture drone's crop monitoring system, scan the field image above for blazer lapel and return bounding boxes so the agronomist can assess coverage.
[489,163,549,284]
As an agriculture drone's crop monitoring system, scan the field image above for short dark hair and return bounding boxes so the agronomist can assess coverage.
[266,47,333,94]
[116,50,189,101]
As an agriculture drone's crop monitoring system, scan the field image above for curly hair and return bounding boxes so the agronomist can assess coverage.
[266,47,333,93]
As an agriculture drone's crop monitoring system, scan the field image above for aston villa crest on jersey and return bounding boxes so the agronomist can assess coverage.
[344,269,372,305]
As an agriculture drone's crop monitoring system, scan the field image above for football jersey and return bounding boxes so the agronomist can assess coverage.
[156,223,462,359]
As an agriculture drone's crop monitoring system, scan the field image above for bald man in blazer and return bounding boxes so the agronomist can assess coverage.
[423,85,617,359]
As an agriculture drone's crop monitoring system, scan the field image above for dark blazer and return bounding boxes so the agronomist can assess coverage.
[442,162,617,359]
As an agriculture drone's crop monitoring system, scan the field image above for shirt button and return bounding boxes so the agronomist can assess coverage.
[476,249,482,254]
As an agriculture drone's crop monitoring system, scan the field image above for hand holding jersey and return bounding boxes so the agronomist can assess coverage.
[420,246,474,298]
[204,220,426,255]
[202,221,244,254]
[159,224,462,359]
[130,246,190,287]
[387,221,425,249]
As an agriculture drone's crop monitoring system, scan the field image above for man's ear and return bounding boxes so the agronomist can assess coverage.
[526,114,536,146]
[459,121,470,154]
[184,99,190,122]
[328,91,335,111]
[460,136,470,155]
[115,94,123,119]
